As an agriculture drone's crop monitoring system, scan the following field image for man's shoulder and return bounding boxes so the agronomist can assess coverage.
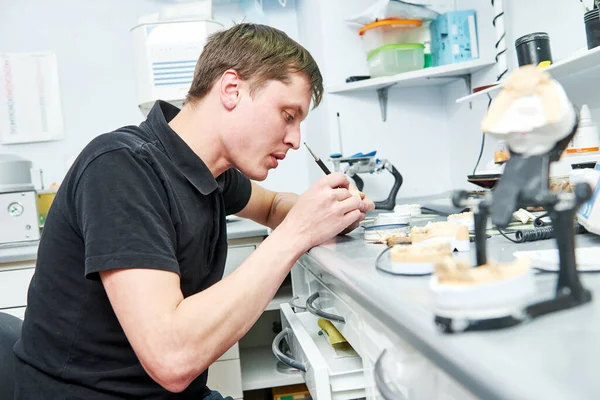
[82,125,151,160]
[67,125,160,188]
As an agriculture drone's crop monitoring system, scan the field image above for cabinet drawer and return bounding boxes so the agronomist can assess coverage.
[293,265,362,359]
[361,316,432,400]
[0,268,34,309]
[224,245,256,278]
[304,285,363,363]
[207,358,243,399]
[275,303,366,400]
[361,315,477,400]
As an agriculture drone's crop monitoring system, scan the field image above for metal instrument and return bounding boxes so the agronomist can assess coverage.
[330,152,403,210]
[0,154,40,246]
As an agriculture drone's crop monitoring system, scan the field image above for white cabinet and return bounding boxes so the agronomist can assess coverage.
[0,261,35,315]
[276,303,366,400]
[207,357,244,400]
[0,268,34,308]
[224,244,257,278]
[290,258,477,400]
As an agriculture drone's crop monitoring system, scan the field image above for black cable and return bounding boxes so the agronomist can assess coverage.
[472,94,493,175]
[499,224,588,243]
[472,3,505,174]
[420,207,451,216]
[497,228,520,243]
[533,212,549,227]
[491,0,508,81]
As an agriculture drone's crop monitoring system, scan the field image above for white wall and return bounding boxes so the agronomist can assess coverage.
[298,0,495,202]
[4,0,599,199]
[443,0,600,191]
[0,0,308,193]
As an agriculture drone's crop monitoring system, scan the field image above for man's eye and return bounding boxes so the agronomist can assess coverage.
[284,112,294,122]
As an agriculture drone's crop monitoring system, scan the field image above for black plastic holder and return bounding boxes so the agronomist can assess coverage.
[440,116,593,334]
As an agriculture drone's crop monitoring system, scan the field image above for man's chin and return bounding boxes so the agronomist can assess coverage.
[244,169,269,181]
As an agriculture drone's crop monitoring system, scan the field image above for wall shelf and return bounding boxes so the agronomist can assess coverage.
[240,345,304,391]
[326,59,495,121]
[456,45,600,104]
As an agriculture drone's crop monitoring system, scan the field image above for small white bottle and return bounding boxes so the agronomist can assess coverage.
[567,104,600,155]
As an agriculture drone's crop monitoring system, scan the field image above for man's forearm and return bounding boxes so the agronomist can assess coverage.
[155,225,304,391]
[265,192,298,229]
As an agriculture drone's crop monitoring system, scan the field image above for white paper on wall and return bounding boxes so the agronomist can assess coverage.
[0,52,65,144]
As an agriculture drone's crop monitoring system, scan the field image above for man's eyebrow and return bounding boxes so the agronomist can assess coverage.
[295,105,306,119]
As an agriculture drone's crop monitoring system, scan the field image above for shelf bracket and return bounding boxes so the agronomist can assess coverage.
[428,74,474,109]
[460,74,473,109]
[376,84,396,122]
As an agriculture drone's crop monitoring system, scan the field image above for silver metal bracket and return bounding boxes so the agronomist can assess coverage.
[376,84,397,122]
[428,74,473,109]
[375,74,473,122]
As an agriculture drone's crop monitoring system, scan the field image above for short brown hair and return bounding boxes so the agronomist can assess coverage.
[186,23,323,108]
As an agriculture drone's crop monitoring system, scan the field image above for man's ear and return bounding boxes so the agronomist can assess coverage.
[219,69,242,110]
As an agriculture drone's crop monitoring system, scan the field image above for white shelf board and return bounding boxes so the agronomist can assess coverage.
[265,283,292,311]
[326,59,495,94]
[240,345,304,391]
[456,45,600,104]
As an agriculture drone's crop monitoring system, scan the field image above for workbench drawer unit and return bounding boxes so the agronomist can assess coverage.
[0,262,35,315]
[360,314,477,400]
[290,262,364,358]
[275,303,366,400]
[207,357,243,400]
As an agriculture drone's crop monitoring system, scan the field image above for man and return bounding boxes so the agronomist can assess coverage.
[14,23,374,399]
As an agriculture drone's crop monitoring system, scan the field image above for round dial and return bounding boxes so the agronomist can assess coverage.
[8,202,24,217]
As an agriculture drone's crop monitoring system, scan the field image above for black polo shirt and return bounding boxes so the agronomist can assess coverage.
[13,101,252,399]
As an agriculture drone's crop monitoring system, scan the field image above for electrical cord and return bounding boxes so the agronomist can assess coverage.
[472,94,493,175]
[497,228,520,243]
[498,224,588,243]
[473,2,507,174]
[492,0,507,81]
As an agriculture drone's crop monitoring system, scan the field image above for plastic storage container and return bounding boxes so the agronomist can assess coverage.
[367,44,425,77]
[359,19,423,54]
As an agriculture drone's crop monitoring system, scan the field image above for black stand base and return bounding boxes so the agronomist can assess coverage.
[446,129,594,334]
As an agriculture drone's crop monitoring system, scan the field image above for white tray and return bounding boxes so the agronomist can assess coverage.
[514,247,600,272]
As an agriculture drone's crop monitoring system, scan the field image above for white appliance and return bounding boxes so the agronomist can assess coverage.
[0,154,40,246]
[131,4,224,116]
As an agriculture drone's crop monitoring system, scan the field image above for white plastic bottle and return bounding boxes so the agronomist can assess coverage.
[567,104,600,155]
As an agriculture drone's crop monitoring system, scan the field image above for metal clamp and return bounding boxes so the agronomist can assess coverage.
[374,349,405,400]
[271,328,306,372]
[305,292,345,323]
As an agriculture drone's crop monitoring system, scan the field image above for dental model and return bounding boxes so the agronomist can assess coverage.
[410,221,470,252]
[441,65,592,333]
[379,242,453,275]
[390,242,452,264]
[385,232,411,246]
[482,65,576,156]
[434,257,531,285]
[447,211,492,233]
[430,257,536,319]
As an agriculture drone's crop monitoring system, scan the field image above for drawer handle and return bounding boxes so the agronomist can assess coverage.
[375,349,405,400]
[305,292,345,323]
[289,296,307,311]
[271,328,307,372]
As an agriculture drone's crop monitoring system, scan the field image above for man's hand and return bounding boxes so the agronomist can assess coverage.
[338,184,375,235]
[277,172,364,250]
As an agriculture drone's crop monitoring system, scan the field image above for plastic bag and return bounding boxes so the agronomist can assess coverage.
[345,0,440,25]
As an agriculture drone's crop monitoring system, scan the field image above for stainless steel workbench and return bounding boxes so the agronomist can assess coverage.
[304,231,600,400]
